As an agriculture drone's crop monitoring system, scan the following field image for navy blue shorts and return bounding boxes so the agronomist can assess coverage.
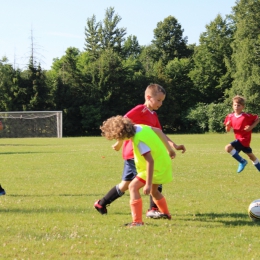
[231,139,252,154]
[122,159,137,181]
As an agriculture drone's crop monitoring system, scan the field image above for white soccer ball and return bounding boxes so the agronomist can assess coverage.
[248,199,260,221]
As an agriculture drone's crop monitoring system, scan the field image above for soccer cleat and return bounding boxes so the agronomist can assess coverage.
[146,208,163,219]
[237,160,248,173]
[0,185,6,196]
[124,222,144,227]
[94,200,107,215]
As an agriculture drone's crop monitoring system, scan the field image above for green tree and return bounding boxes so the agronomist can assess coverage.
[152,16,191,64]
[227,0,260,113]
[84,14,102,59]
[155,57,197,132]
[189,14,234,103]
[101,7,126,53]
[0,57,24,111]
[84,7,127,58]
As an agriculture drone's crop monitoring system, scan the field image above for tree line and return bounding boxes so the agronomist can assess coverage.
[1,0,260,136]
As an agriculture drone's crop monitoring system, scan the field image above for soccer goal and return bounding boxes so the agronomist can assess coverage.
[0,111,62,138]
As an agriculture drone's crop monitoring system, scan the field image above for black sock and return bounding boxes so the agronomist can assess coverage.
[99,185,124,206]
[149,185,163,209]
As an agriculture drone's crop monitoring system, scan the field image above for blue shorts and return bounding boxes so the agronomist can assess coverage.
[122,159,137,181]
[231,139,252,154]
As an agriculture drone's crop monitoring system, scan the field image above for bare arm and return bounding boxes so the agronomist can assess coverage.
[244,118,260,132]
[143,152,154,195]
[225,121,231,132]
[165,135,186,153]
[112,139,124,151]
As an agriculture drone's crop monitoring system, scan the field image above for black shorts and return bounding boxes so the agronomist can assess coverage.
[231,139,252,154]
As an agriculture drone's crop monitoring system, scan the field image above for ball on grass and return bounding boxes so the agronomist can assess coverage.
[248,199,260,221]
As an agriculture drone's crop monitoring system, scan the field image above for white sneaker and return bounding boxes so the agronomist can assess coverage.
[146,208,164,219]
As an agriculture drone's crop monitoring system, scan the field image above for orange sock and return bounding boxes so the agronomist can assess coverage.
[153,197,170,215]
[130,198,143,223]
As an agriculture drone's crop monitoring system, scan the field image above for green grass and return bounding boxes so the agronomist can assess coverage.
[1,134,260,259]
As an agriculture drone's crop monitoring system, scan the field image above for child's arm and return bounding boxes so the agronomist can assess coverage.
[165,135,186,153]
[142,152,154,195]
[151,127,176,159]
[225,121,231,132]
[112,139,124,151]
[244,118,260,132]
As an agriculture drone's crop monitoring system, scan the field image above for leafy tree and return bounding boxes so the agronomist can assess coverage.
[50,47,87,135]
[84,15,102,55]
[0,57,23,111]
[189,14,234,103]
[156,57,197,132]
[84,7,127,58]
[101,7,126,54]
[152,15,191,64]
[19,57,52,111]
[227,0,260,114]
[122,35,142,59]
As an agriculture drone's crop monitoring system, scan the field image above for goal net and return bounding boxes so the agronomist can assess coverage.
[0,111,62,138]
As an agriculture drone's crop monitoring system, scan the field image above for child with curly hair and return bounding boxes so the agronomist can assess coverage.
[100,115,175,227]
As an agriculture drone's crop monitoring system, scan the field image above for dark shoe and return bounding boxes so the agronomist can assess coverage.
[0,185,6,196]
[94,200,107,215]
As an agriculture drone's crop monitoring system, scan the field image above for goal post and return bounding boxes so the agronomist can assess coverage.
[0,111,63,138]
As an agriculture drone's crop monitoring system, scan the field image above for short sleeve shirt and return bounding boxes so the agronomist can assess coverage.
[122,104,162,160]
[224,112,258,147]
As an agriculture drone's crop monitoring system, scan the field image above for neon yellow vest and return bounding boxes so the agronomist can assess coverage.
[132,125,173,184]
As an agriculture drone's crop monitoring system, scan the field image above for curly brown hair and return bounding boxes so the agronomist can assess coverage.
[100,115,136,140]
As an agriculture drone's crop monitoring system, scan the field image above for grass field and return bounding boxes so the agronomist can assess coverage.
[1,133,260,259]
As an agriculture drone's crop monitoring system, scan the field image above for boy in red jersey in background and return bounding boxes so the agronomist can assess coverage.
[224,95,260,173]
[94,84,186,218]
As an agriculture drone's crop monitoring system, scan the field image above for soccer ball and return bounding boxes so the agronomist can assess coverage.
[248,199,260,221]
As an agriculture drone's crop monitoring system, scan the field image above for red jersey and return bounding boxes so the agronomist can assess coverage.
[224,112,258,147]
[123,104,162,159]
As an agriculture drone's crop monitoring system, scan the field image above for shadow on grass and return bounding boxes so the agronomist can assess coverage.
[185,212,259,226]
[0,144,52,147]
[0,207,87,214]
[0,151,56,155]
[8,194,87,197]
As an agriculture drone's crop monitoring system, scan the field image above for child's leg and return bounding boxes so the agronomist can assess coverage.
[150,185,170,216]
[246,153,260,171]
[149,184,162,210]
[225,143,248,173]
[129,178,145,223]
[225,144,245,163]
[94,159,137,214]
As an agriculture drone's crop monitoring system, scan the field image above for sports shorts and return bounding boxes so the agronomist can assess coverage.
[231,139,252,154]
[122,159,137,181]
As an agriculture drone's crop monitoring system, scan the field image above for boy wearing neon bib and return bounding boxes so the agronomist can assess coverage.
[100,116,175,227]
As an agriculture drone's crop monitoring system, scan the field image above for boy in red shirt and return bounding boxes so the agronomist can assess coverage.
[224,95,260,173]
[94,84,186,218]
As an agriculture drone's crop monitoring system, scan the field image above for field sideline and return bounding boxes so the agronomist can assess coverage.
[1,134,260,259]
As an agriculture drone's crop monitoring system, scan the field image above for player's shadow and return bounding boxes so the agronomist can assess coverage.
[186,212,258,226]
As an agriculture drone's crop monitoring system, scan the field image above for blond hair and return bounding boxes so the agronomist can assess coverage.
[232,95,246,106]
[145,83,166,98]
[100,116,136,140]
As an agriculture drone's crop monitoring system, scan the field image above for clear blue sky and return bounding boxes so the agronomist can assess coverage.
[0,0,236,70]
